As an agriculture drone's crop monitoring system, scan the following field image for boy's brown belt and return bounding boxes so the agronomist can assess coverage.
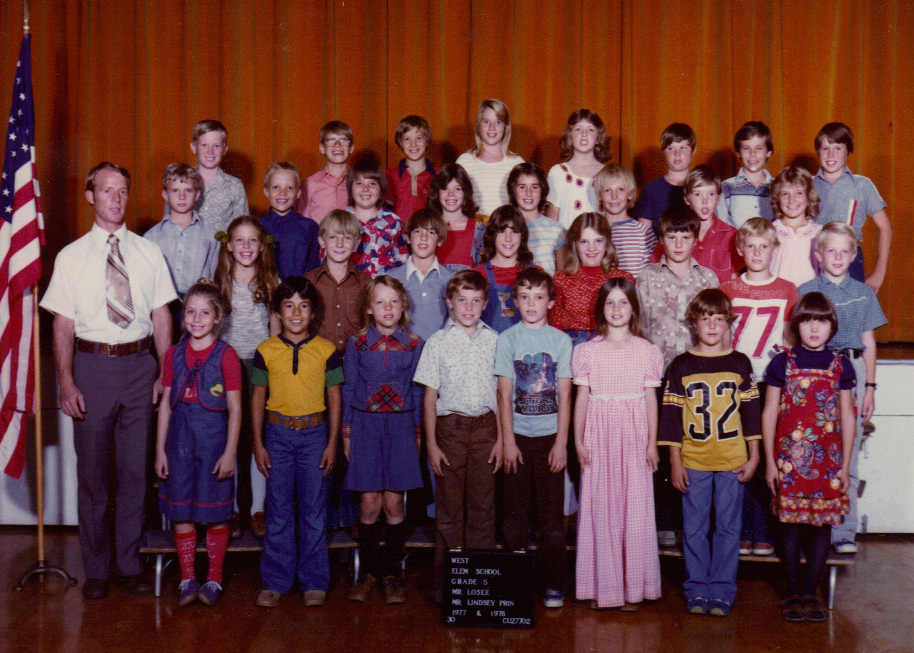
[266,411,325,430]
[76,336,153,357]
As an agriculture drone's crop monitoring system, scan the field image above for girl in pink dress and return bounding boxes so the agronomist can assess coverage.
[572,276,664,610]
[769,166,822,287]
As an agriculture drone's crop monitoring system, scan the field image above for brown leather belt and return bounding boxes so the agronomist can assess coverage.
[266,410,325,430]
[76,336,153,357]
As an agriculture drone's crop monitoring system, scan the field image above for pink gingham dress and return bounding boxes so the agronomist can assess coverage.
[572,335,663,607]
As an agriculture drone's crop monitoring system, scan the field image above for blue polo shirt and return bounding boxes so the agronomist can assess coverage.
[813,166,886,242]
[260,208,321,279]
[798,274,887,350]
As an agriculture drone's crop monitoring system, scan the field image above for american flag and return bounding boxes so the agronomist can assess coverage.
[0,33,44,479]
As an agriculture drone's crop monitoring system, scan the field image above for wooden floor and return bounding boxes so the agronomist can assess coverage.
[4,528,914,653]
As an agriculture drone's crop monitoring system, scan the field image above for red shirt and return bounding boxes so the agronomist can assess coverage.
[694,218,743,284]
[473,262,522,286]
[549,266,633,332]
[386,159,435,222]
[163,339,243,402]
[438,216,478,267]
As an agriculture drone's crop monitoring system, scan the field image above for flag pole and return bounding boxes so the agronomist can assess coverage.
[15,0,77,591]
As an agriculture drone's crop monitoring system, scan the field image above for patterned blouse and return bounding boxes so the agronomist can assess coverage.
[349,206,409,276]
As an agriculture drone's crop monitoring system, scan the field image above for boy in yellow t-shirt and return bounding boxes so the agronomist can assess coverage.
[251,277,343,609]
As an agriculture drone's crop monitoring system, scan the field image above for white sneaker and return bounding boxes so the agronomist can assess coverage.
[834,540,858,554]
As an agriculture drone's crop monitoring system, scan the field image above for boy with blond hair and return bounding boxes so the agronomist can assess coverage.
[798,221,887,553]
[190,120,249,232]
[304,209,370,354]
[722,217,798,556]
[261,161,320,279]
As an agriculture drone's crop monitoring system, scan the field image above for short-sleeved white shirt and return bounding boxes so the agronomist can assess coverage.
[40,223,178,343]
[413,318,498,417]
[455,151,525,216]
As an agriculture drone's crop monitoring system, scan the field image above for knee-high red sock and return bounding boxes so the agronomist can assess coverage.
[175,530,197,581]
[206,524,229,584]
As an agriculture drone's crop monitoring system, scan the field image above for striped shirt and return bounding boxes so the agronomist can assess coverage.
[221,280,271,359]
[526,215,566,275]
[609,218,657,278]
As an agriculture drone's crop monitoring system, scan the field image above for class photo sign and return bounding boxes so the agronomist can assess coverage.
[442,550,536,628]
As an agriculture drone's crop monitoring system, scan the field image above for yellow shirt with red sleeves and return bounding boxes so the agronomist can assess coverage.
[252,333,344,417]
[658,349,761,471]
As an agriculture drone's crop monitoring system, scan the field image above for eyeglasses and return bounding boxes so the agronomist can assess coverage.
[323,138,351,147]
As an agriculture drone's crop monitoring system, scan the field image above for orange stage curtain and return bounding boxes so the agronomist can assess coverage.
[1,0,911,341]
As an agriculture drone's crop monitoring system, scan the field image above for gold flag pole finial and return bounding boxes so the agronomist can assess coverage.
[23,0,30,33]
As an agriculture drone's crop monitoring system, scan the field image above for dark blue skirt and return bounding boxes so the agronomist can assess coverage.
[343,411,423,492]
[158,402,234,523]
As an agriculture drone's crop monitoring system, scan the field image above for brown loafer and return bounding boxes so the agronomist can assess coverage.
[347,574,378,602]
[82,578,110,600]
[382,575,407,604]
[250,511,267,539]
[111,573,152,595]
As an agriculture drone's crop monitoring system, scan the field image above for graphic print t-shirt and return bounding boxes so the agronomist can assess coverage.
[494,322,573,437]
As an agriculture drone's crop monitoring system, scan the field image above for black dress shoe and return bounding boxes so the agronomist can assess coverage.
[82,578,110,600]
[111,573,153,595]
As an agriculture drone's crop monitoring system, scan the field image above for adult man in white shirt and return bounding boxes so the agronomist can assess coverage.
[40,162,176,599]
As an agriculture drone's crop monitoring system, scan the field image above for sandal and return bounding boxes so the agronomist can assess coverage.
[802,596,827,622]
[781,596,804,622]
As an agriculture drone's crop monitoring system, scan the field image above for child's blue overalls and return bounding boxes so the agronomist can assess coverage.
[481,262,522,333]
[158,339,234,524]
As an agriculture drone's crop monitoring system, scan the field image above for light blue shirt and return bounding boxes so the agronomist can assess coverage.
[798,274,886,351]
[494,322,572,437]
[386,257,454,341]
[144,211,220,296]
[813,166,886,241]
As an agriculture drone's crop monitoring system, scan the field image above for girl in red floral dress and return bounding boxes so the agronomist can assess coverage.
[761,292,856,622]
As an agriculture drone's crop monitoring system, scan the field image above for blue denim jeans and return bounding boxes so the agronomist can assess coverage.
[260,421,330,594]
[682,469,744,603]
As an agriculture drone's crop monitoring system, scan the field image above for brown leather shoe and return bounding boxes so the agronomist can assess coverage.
[382,575,407,604]
[111,573,152,595]
[82,578,110,600]
[346,574,378,602]
[250,511,267,539]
